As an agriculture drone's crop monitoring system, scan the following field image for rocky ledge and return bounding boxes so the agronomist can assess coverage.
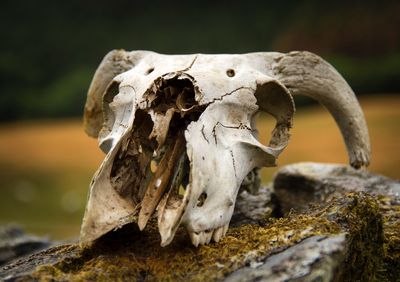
[1,162,399,281]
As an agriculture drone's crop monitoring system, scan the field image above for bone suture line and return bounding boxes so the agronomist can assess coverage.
[138,130,186,230]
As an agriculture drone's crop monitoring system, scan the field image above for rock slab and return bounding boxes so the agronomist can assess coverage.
[1,162,399,281]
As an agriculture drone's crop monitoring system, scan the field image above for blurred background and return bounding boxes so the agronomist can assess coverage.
[0,0,399,239]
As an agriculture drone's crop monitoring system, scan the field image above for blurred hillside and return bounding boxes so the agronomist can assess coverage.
[0,0,399,121]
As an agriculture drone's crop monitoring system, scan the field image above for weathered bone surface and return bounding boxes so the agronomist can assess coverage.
[81,50,370,247]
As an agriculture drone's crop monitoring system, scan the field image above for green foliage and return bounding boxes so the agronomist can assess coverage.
[328,52,400,94]
[23,67,92,118]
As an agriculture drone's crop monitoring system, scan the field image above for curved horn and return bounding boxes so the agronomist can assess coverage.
[83,49,135,137]
[271,51,370,168]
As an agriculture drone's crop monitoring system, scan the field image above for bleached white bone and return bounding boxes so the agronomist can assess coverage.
[80,51,370,247]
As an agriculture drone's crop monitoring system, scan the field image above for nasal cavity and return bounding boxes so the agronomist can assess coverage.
[148,77,204,121]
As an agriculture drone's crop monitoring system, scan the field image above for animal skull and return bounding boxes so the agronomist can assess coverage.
[80,50,370,247]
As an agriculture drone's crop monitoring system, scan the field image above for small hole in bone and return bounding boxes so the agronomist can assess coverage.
[146,67,154,75]
[226,69,235,77]
[197,192,207,207]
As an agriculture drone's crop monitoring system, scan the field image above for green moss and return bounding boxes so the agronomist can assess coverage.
[31,192,398,281]
[336,193,384,281]
[33,216,340,281]
[377,195,400,281]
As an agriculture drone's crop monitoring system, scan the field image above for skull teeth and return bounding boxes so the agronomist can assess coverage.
[189,224,229,247]
[222,224,228,236]
[189,231,200,247]
[212,227,223,242]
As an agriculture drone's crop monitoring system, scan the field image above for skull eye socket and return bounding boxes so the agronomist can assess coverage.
[253,81,294,149]
[98,80,121,149]
[251,111,276,148]
[103,81,120,125]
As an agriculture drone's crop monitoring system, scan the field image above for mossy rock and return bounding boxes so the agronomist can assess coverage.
[274,162,400,281]
[1,163,399,281]
[0,193,390,281]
